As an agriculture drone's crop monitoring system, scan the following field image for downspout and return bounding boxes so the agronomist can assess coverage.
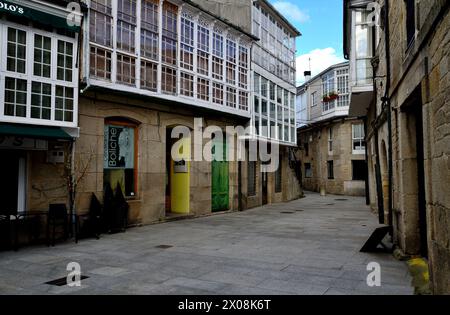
[69,139,76,239]
[364,118,370,206]
[383,0,394,229]
[80,6,91,94]
[374,127,385,224]
[238,159,243,211]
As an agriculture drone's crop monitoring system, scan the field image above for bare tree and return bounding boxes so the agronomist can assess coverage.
[63,143,96,235]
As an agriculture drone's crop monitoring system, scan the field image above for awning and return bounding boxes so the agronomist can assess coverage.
[0,123,73,140]
[0,0,81,32]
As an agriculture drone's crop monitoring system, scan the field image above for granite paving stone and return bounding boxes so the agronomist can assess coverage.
[0,192,413,295]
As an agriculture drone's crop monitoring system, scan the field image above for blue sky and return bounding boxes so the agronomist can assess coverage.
[269,0,346,84]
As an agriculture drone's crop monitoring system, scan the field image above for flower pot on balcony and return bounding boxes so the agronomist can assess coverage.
[327,92,339,101]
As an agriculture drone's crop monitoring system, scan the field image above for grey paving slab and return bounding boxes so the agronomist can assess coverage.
[0,192,413,295]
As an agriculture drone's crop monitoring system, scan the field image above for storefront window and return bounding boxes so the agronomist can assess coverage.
[104,123,137,197]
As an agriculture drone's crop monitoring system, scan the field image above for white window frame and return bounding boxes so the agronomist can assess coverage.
[311,91,317,107]
[352,123,366,155]
[141,59,158,91]
[180,72,194,97]
[87,1,252,118]
[336,68,349,107]
[0,21,79,128]
[328,127,333,153]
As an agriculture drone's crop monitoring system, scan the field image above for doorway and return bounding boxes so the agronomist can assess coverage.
[0,151,26,215]
[414,99,427,258]
[262,171,268,205]
[401,87,428,257]
[165,127,190,215]
[211,139,229,212]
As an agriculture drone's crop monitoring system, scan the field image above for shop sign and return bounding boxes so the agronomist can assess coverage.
[104,125,134,169]
[0,1,24,15]
[0,136,47,150]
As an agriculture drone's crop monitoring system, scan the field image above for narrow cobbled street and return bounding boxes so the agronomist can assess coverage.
[0,193,413,295]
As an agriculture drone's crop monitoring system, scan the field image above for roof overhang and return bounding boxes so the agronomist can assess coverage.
[82,84,251,123]
[256,0,301,37]
[349,91,374,117]
[182,0,259,41]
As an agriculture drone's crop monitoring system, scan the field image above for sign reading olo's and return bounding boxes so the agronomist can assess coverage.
[0,1,24,14]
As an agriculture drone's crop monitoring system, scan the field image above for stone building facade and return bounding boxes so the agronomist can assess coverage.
[190,0,303,209]
[0,0,301,247]
[74,0,256,224]
[76,91,246,225]
[344,0,450,294]
[72,0,302,226]
[297,120,367,196]
[296,62,367,196]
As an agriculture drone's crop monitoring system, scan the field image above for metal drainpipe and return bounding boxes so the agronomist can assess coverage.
[374,128,385,224]
[384,0,394,229]
[238,160,243,211]
[69,139,76,239]
[363,118,370,206]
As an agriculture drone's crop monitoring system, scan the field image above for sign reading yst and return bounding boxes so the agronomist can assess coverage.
[0,1,24,14]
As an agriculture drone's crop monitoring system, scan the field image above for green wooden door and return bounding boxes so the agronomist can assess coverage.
[212,140,229,212]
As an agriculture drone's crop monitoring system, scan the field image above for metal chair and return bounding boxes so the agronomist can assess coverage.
[0,214,13,250]
[76,193,102,242]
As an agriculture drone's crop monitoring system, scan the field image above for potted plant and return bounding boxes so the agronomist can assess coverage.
[328,91,339,101]
[322,92,339,103]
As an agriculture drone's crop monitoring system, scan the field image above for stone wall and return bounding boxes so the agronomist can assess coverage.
[374,0,450,294]
[189,0,252,34]
[241,147,302,209]
[297,119,366,196]
[27,142,71,211]
[75,92,241,225]
[420,4,450,295]
[75,91,301,226]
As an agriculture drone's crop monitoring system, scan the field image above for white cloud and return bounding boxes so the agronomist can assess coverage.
[296,47,346,85]
[272,1,310,24]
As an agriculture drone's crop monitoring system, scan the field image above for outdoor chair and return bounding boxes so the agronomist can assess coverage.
[46,204,69,246]
[0,214,12,250]
[103,183,129,234]
[76,193,102,242]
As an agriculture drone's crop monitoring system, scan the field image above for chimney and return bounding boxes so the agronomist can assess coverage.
[304,71,312,82]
